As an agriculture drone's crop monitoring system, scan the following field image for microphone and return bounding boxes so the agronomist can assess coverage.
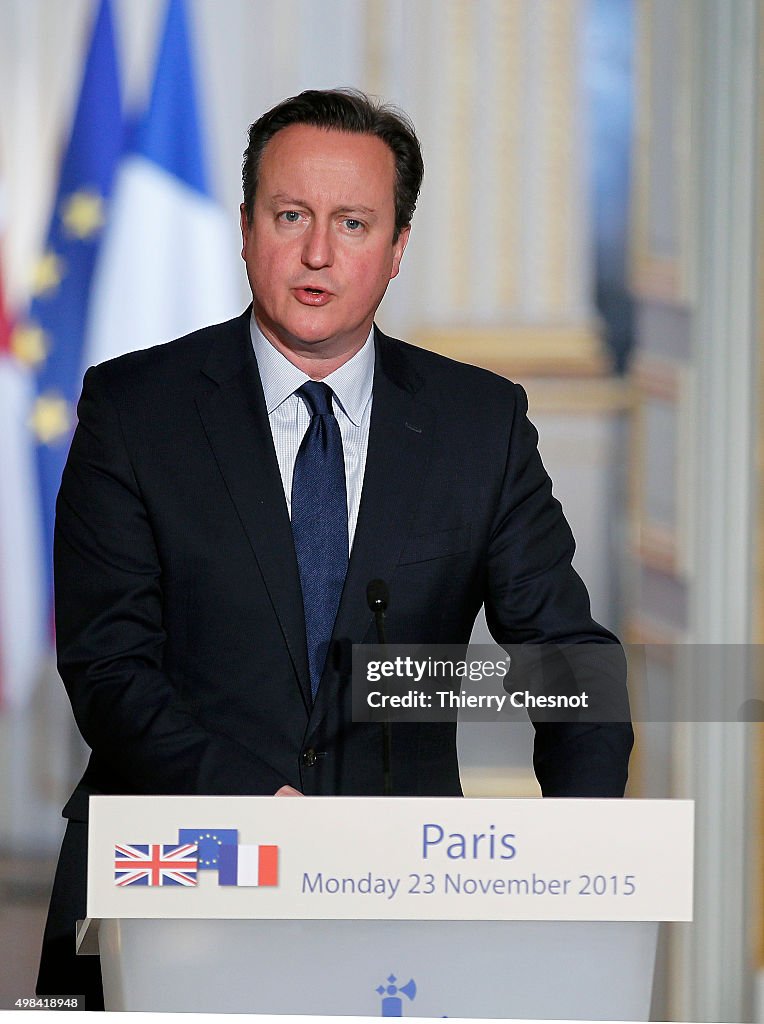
[366,579,392,796]
[366,578,389,645]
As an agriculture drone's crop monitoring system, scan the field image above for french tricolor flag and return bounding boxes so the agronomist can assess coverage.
[218,844,279,887]
[83,0,240,370]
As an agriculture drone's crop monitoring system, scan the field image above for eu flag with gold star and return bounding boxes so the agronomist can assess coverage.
[19,0,123,615]
[178,829,239,870]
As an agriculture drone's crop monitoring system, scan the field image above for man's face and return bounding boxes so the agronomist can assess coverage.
[240,124,409,367]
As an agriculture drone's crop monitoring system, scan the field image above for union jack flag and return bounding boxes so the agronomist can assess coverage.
[114,843,198,886]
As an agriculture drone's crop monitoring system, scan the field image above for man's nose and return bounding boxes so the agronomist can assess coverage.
[301,221,333,269]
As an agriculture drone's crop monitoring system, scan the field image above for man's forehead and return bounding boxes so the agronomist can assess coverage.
[257,124,396,205]
[261,124,394,172]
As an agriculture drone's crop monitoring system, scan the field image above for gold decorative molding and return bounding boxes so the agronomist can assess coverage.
[629,353,692,580]
[412,323,612,378]
[539,0,577,315]
[630,0,694,305]
[622,619,682,802]
[622,618,680,802]
[522,377,634,415]
[624,614,683,650]
[635,523,682,578]
[631,258,683,305]
[621,619,682,802]
[448,0,473,312]
[495,0,523,310]
[631,353,683,402]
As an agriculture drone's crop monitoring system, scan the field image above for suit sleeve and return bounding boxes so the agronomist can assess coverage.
[483,383,633,797]
[54,364,287,796]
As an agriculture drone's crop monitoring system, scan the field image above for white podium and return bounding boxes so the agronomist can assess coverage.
[79,796,693,1019]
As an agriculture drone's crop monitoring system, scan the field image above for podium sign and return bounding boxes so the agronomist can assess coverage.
[83,797,692,1016]
[87,796,693,922]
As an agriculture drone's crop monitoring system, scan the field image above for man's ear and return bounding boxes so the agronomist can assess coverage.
[239,203,250,259]
[390,224,411,280]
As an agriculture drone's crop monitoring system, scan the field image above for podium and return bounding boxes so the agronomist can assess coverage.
[79,796,693,1018]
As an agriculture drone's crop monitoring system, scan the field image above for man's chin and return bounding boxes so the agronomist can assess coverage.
[269,322,367,358]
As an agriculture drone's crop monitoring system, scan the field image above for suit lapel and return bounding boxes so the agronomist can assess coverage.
[195,313,312,710]
[309,329,434,729]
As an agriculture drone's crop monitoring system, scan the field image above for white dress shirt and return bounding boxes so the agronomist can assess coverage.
[249,313,374,551]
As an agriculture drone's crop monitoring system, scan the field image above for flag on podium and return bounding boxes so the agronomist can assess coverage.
[218,844,279,887]
[177,828,239,870]
[84,0,241,370]
[19,0,123,617]
[114,842,199,887]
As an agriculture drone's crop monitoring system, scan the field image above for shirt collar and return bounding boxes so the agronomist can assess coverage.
[249,312,374,426]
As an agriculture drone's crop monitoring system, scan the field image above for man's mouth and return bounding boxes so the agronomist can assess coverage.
[294,286,333,306]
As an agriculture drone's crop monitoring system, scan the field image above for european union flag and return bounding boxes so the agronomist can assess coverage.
[16,0,123,615]
[178,828,238,870]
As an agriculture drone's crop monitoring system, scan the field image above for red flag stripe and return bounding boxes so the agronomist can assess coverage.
[258,845,278,886]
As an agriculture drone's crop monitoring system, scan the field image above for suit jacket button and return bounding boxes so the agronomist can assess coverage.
[302,748,318,767]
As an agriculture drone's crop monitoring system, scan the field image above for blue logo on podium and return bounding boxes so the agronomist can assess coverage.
[376,975,416,1016]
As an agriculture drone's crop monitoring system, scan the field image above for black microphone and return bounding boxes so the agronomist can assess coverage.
[366,579,392,796]
[366,578,389,645]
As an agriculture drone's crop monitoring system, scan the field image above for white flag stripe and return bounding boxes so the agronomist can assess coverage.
[236,844,263,887]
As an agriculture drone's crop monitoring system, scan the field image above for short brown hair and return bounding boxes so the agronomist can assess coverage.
[242,88,424,241]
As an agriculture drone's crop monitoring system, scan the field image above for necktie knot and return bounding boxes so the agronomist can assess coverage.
[297,380,334,418]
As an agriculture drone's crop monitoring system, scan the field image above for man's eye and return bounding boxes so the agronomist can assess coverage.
[343,218,363,231]
[280,211,302,223]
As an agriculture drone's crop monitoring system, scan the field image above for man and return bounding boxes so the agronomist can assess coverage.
[38,89,632,1007]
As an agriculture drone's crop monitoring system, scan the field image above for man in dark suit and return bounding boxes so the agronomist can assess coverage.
[38,89,632,1008]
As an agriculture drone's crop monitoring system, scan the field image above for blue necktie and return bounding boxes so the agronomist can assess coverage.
[291,381,349,697]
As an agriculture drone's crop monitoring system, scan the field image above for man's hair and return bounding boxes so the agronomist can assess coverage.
[242,88,424,240]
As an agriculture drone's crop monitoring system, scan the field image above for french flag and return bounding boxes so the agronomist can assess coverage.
[83,0,240,369]
[218,844,279,887]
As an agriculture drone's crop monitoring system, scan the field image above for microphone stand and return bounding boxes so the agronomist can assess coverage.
[366,580,392,797]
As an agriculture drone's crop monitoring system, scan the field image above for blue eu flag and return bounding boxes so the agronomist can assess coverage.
[178,829,239,870]
[17,0,123,616]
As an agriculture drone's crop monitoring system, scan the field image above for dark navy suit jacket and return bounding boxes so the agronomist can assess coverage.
[38,310,632,1005]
